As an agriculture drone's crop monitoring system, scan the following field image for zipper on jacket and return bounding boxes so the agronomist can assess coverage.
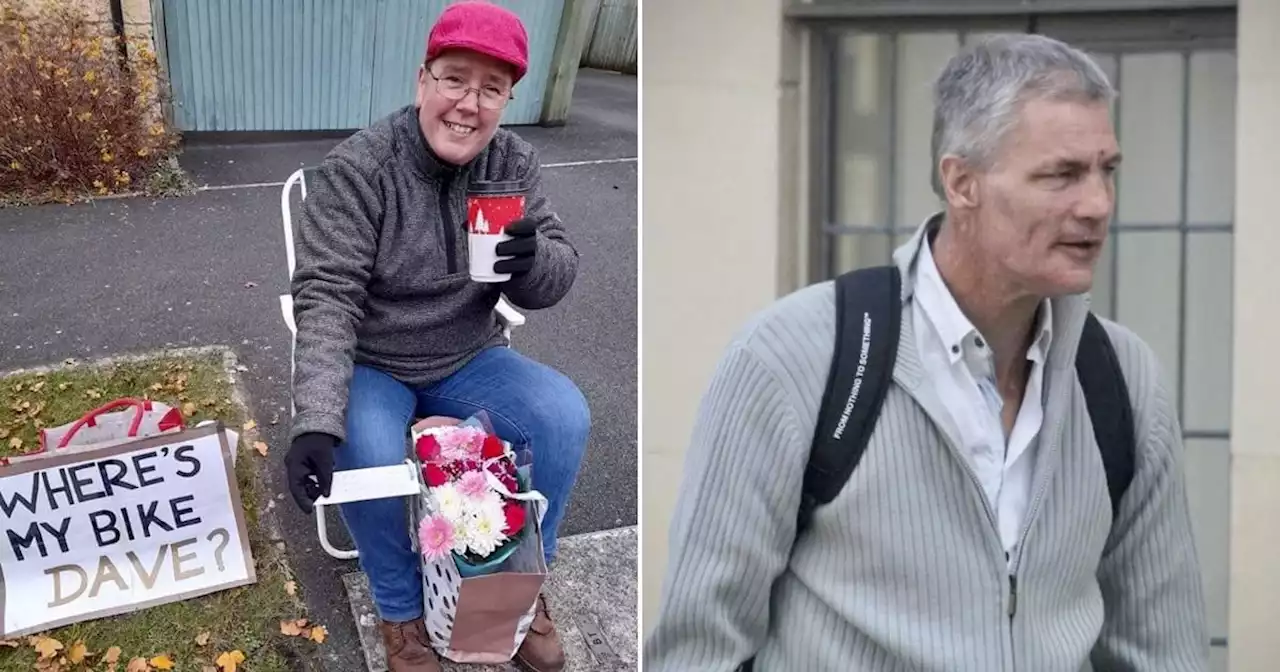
[438,173,458,275]
[909,393,1025,671]
[1008,573,1018,672]
[919,413,1019,670]
[1008,574,1018,617]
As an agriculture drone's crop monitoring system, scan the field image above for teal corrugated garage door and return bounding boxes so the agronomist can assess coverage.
[161,0,565,131]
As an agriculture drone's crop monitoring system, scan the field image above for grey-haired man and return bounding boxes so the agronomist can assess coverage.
[645,33,1208,672]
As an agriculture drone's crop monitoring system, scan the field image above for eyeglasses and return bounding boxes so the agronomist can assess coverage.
[425,67,514,111]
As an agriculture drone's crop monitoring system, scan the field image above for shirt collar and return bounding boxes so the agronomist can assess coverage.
[1028,301,1054,364]
[915,232,1054,366]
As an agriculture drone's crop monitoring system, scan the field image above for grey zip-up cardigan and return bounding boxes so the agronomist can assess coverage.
[644,223,1208,671]
[289,105,578,444]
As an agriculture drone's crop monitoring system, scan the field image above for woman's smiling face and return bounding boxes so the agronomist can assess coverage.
[415,50,515,165]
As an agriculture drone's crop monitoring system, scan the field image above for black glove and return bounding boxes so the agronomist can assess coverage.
[493,217,538,275]
[285,432,336,514]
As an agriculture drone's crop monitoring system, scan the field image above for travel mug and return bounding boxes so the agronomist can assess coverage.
[466,180,527,283]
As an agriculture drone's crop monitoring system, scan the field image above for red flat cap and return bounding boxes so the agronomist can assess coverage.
[426,1,529,82]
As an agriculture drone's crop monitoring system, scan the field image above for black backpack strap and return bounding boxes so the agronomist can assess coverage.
[1075,312,1136,523]
[739,266,902,672]
[797,265,903,534]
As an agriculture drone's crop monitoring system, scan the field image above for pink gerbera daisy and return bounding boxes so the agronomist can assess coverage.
[418,514,455,560]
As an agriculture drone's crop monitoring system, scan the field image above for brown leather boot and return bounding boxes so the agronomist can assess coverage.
[379,618,442,672]
[514,595,566,672]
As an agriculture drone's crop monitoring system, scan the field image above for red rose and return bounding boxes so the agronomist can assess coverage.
[503,500,526,535]
[423,463,448,487]
[415,435,441,462]
[481,435,505,459]
[500,472,518,492]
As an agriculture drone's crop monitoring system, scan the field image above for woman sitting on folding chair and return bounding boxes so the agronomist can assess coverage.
[283,4,589,671]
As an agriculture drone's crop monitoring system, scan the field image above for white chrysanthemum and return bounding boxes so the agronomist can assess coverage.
[461,488,503,518]
[431,482,465,520]
[463,507,509,557]
[451,518,471,555]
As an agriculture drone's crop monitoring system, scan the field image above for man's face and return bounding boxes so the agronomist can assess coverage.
[416,50,514,165]
[961,98,1121,298]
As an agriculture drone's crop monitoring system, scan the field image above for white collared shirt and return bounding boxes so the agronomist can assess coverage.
[911,236,1053,567]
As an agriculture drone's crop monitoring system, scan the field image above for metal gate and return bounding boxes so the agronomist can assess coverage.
[159,0,565,131]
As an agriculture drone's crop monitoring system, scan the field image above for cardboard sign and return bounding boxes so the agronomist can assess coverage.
[0,423,255,637]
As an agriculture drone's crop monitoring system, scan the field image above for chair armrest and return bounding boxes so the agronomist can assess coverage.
[280,294,296,336]
[495,297,526,327]
[313,460,421,506]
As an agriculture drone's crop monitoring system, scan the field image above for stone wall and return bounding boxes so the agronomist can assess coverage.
[14,0,166,124]
[14,0,157,72]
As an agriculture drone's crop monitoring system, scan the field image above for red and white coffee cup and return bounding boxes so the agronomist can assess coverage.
[466,181,527,283]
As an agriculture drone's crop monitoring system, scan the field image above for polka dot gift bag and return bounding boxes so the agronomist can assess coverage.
[408,412,549,665]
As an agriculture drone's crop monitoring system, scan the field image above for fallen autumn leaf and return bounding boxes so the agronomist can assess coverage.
[285,580,297,596]
[66,640,88,663]
[126,657,150,672]
[103,646,122,663]
[310,625,328,643]
[243,420,257,431]
[32,659,62,672]
[215,649,246,672]
[32,635,62,659]
[254,441,268,456]
[150,653,175,669]
[195,631,211,646]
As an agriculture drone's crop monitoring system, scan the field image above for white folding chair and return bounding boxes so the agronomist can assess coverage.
[280,167,527,560]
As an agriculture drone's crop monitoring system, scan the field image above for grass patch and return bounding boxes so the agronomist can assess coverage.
[142,155,198,200]
[0,352,309,672]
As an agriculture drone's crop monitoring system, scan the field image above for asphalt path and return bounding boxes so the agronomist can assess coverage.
[0,68,636,671]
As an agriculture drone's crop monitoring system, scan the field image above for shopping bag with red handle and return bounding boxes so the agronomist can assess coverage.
[0,398,186,467]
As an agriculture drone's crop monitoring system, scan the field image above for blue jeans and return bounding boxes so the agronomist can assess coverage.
[332,346,591,622]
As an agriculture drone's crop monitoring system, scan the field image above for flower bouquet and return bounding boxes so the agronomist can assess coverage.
[412,412,538,577]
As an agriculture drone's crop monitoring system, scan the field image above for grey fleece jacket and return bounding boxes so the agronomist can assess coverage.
[289,104,578,443]
[645,223,1208,671]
